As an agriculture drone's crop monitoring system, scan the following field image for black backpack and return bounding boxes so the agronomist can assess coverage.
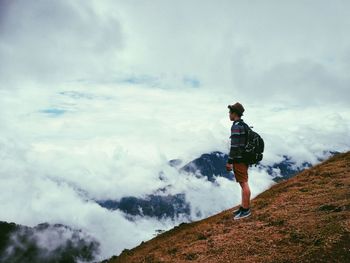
[239,120,264,165]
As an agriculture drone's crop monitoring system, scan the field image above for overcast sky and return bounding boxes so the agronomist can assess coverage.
[1,0,350,104]
[1,0,350,261]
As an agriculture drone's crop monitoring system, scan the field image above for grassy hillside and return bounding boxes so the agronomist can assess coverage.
[102,152,350,263]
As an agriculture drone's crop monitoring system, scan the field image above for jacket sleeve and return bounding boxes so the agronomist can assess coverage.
[227,123,246,164]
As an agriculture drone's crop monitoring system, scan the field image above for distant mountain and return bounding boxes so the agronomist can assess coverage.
[96,193,190,221]
[177,151,233,182]
[0,221,100,263]
[102,151,350,263]
[96,151,339,220]
[177,150,339,183]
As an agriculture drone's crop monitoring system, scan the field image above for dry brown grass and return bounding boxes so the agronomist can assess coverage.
[102,152,350,263]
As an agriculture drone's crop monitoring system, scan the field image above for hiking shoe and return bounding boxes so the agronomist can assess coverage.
[233,208,251,220]
[232,206,243,216]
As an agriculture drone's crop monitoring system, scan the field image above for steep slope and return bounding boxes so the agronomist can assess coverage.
[102,152,350,263]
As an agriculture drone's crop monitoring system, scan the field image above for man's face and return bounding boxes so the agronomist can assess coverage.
[229,111,236,121]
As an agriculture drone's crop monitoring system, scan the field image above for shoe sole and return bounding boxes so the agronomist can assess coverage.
[233,212,251,220]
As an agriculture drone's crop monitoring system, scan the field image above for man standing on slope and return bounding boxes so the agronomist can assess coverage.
[226,102,251,220]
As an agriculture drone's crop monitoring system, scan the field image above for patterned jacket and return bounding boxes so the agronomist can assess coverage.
[227,118,247,164]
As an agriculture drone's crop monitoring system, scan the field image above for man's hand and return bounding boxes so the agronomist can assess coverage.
[226,163,233,171]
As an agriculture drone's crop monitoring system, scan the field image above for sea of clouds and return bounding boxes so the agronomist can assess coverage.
[1,0,349,261]
[1,84,349,260]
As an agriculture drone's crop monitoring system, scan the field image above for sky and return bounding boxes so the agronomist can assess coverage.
[0,0,350,261]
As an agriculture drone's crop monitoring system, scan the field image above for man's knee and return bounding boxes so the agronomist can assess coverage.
[239,181,249,188]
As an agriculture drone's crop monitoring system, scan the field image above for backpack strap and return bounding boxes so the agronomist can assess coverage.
[237,120,249,146]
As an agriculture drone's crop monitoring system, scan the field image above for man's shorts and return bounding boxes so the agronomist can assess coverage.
[233,162,248,183]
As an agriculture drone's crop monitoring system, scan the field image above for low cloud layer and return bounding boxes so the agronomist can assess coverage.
[1,84,349,260]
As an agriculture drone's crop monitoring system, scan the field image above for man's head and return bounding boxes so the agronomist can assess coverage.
[228,102,245,121]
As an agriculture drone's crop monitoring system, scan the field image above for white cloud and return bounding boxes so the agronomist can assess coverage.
[0,0,123,86]
[1,0,350,104]
[1,84,349,260]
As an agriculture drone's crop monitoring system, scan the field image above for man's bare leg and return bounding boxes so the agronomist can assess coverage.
[239,181,251,209]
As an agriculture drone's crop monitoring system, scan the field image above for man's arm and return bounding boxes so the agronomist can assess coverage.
[227,123,246,164]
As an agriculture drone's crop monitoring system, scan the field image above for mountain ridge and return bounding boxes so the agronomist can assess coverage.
[96,151,337,221]
[102,151,350,263]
